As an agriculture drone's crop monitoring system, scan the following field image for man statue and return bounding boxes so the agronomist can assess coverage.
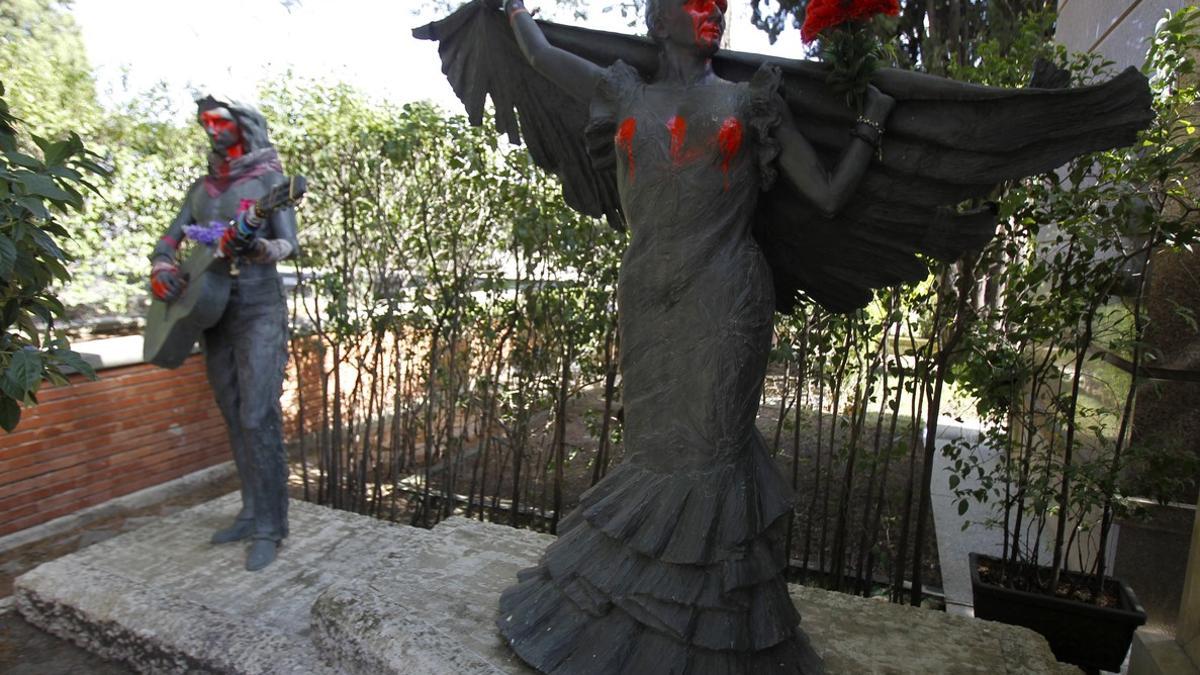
[149,95,299,571]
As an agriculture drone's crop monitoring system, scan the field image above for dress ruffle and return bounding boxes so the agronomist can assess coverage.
[561,434,793,566]
[499,561,822,675]
[497,432,821,672]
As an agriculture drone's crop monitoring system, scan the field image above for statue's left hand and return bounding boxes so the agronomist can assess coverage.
[864,85,896,124]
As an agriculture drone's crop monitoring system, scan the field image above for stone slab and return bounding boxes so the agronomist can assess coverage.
[14,493,434,674]
[315,516,1078,675]
[16,495,1076,674]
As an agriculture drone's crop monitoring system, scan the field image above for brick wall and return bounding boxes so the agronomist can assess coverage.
[282,335,325,443]
[0,356,229,538]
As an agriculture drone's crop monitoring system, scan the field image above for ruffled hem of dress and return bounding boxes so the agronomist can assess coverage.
[548,512,789,608]
[561,433,794,566]
[498,563,823,675]
[747,64,784,193]
[584,60,643,171]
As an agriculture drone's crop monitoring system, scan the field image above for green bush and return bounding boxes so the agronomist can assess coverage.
[0,81,107,431]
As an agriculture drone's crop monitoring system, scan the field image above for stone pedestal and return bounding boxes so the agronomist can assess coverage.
[15,494,1076,674]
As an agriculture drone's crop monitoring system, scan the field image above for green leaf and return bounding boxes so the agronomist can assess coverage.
[0,371,21,400]
[27,227,65,260]
[0,233,14,280]
[51,349,96,380]
[16,197,49,220]
[20,174,72,203]
[5,152,43,170]
[47,166,82,182]
[7,348,43,394]
[0,395,20,432]
[957,500,970,516]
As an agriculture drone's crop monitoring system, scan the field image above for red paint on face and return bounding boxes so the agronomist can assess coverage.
[616,117,638,182]
[200,110,245,164]
[717,116,743,190]
[667,115,688,165]
[683,0,726,48]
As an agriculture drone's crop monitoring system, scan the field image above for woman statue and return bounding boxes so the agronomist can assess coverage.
[416,1,1152,672]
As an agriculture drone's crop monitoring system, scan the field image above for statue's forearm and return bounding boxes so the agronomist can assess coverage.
[508,3,548,68]
[778,92,893,218]
[506,2,603,102]
[151,200,192,264]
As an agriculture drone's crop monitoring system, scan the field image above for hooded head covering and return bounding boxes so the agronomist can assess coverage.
[195,94,283,197]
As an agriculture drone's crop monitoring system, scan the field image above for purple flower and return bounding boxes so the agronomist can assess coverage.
[184,221,230,247]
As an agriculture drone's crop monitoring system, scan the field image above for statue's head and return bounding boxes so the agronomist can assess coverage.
[646,0,727,56]
[195,94,273,158]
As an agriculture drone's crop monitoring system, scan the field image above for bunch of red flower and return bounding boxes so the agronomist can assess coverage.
[801,0,900,44]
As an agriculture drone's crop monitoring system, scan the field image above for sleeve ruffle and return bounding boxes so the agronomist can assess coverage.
[747,64,784,193]
[585,60,642,171]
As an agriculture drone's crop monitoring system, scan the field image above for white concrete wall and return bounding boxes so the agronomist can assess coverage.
[1057,0,1194,69]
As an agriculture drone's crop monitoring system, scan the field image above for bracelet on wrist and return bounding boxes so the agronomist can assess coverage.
[856,115,884,137]
[509,6,529,21]
[850,127,880,147]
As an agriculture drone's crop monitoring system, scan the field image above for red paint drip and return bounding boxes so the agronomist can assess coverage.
[667,115,688,165]
[717,116,744,190]
[616,117,637,182]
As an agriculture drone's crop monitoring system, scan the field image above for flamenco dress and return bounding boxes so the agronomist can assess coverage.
[498,61,824,675]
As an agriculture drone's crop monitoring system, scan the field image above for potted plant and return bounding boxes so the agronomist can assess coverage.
[943,8,1199,673]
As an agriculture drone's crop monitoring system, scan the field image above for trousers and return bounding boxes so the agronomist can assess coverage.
[203,275,290,541]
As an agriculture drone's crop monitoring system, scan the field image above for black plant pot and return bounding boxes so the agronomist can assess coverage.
[970,553,1147,673]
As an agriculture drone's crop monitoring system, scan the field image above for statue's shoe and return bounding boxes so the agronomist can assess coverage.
[245,537,279,572]
[210,518,254,545]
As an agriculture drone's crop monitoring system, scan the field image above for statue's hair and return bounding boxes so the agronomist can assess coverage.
[195,94,273,152]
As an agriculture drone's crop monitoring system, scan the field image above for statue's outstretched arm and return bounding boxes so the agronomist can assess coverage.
[777,86,894,219]
[506,0,604,102]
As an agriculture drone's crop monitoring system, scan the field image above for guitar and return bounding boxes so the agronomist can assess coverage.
[143,176,307,369]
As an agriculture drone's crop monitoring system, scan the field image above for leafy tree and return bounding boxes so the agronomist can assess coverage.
[0,0,203,320]
[749,0,1054,72]
[0,80,106,431]
[0,0,99,139]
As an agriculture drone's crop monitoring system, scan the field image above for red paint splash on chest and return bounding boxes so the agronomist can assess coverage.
[667,115,688,165]
[717,116,743,189]
[616,117,637,182]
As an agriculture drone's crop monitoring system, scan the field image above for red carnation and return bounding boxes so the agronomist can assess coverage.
[801,0,900,44]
